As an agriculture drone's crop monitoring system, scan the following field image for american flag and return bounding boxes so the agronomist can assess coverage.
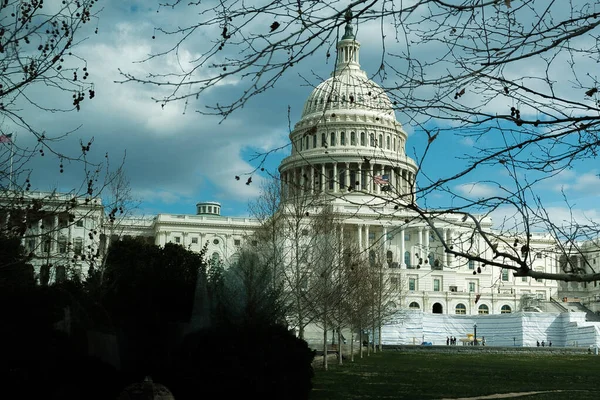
[373,174,389,185]
[0,133,13,143]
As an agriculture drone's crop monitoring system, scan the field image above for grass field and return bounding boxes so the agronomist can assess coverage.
[310,350,600,399]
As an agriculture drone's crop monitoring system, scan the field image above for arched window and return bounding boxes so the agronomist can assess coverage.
[330,132,336,146]
[409,302,420,310]
[455,303,466,315]
[351,132,356,145]
[298,138,302,151]
[379,134,383,147]
[404,251,411,268]
[386,136,390,149]
[321,133,327,147]
[370,133,375,147]
[212,252,221,263]
[313,134,317,148]
[501,305,512,314]
[360,132,365,146]
[305,136,309,149]
[478,304,489,314]
[340,132,346,145]
[394,138,397,151]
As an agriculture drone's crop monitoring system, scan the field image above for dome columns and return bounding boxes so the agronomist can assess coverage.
[280,160,415,202]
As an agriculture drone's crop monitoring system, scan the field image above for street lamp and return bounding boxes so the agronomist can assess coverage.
[473,323,478,346]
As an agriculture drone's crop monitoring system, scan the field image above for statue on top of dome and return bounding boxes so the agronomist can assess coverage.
[342,9,355,40]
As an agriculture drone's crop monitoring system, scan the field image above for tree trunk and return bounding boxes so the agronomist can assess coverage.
[378,323,383,352]
[350,330,355,362]
[322,318,328,370]
[337,326,343,365]
[359,326,364,359]
[372,320,376,353]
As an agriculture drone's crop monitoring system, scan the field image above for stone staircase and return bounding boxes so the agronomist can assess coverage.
[562,301,600,322]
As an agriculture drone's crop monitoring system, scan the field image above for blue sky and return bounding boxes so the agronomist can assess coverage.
[2,0,599,228]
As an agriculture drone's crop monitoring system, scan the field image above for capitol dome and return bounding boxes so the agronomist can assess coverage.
[278,15,418,205]
[300,20,395,121]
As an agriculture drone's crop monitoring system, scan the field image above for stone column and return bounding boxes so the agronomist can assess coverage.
[424,227,430,265]
[345,162,350,190]
[369,163,374,193]
[365,224,370,251]
[443,228,448,267]
[310,167,314,195]
[383,227,388,264]
[400,228,406,268]
[358,225,363,252]
[52,215,59,253]
[418,227,423,263]
[321,164,325,192]
[357,163,362,191]
[68,222,73,256]
[37,219,43,251]
[333,163,338,192]
[447,230,454,268]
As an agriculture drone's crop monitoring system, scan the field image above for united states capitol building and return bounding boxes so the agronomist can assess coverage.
[4,19,600,347]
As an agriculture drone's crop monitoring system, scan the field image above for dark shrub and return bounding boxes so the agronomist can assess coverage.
[167,324,315,400]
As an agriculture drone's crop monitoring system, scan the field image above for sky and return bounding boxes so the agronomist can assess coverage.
[2,0,600,229]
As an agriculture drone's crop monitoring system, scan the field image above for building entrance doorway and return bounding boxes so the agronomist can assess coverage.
[432,303,443,314]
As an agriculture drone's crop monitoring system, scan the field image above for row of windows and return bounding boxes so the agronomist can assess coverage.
[408,277,478,292]
[296,131,403,153]
[170,236,254,248]
[408,302,512,314]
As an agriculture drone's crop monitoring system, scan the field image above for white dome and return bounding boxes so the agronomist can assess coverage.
[301,71,395,119]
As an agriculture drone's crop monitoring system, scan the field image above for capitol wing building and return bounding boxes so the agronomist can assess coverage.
[4,20,600,347]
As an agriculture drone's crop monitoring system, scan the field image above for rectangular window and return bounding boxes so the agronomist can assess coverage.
[469,282,476,292]
[468,260,475,270]
[328,168,334,190]
[76,219,84,228]
[74,238,83,255]
[522,276,528,282]
[58,237,67,254]
[390,277,399,291]
[191,237,198,244]
[536,253,542,259]
[42,237,51,253]
[409,278,416,291]
[405,233,411,241]
[502,269,509,281]
[26,238,36,252]
[175,236,181,244]
[313,135,317,148]
[433,279,440,292]
[234,239,241,246]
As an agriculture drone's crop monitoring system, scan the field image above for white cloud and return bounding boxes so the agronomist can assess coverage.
[455,182,499,198]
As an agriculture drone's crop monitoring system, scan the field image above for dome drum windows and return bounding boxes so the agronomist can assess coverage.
[351,132,356,145]
[330,132,336,146]
[340,132,346,145]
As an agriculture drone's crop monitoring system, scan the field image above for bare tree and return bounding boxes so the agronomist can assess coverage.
[123,0,600,283]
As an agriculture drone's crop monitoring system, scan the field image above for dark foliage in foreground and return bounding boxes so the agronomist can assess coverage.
[164,323,315,400]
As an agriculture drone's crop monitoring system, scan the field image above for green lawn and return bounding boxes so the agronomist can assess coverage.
[310,350,600,399]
